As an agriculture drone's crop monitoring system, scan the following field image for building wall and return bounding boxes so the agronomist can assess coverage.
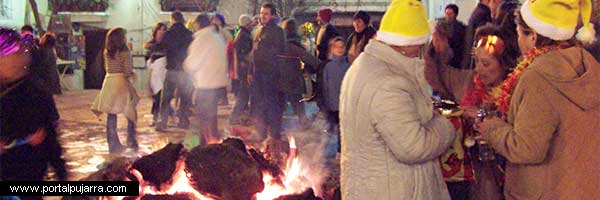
[0,0,50,29]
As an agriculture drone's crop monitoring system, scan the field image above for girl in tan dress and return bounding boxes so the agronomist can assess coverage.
[91,28,139,153]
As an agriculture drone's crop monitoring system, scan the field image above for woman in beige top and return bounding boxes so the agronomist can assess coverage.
[91,27,139,153]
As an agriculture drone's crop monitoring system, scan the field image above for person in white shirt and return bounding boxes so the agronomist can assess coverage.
[183,14,228,145]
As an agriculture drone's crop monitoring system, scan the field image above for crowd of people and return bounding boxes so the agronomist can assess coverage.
[1,0,600,199]
[340,0,600,199]
[140,4,375,150]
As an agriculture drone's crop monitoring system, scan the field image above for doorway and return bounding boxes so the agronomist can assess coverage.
[83,29,108,89]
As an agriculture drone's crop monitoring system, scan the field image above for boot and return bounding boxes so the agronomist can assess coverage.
[107,114,125,153]
[127,120,139,150]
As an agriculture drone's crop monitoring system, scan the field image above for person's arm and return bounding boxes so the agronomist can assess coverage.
[424,44,453,100]
[371,77,455,164]
[143,40,157,51]
[479,71,559,164]
[122,51,134,77]
[290,44,320,71]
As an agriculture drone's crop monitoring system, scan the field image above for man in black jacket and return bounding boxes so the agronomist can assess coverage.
[251,3,287,142]
[443,4,467,69]
[156,11,194,131]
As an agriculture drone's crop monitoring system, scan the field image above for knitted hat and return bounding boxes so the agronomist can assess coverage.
[377,0,430,46]
[238,14,251,26]
[353,10,371,24]
[214,13,226,26]
[520,0,597,44]
[318,8,333,23]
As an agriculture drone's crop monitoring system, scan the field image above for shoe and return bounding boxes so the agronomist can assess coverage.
[127,139,139,150]
[155,123,167,132]
[108,143,126,153]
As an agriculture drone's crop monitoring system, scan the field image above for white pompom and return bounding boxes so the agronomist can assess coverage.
[576,23,597,45]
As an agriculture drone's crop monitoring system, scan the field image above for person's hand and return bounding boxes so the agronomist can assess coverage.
[28,128,47,146]
[460,106,479,119]
[247,74,253,85]
[433,108,442,117]
[474,115,503,140]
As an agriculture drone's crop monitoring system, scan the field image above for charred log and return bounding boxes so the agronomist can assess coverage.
[131,143,185,190]
[249,148,285,185]
[222,137,247,153]
[185,144,264,200]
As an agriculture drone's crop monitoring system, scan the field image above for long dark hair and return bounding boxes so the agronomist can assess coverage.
[515,11,576,48]
[150,23,167,42]
[105,28,128,59]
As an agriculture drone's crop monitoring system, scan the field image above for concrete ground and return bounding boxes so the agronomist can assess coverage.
[52,90,337,182]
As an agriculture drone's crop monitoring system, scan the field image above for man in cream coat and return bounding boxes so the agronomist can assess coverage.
[184,14,228,144]
[339,0,456,199]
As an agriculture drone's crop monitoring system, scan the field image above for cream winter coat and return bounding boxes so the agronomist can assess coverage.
[339,40,455,200]
[184,26,228,89]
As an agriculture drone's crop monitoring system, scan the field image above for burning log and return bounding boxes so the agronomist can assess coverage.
[250,148,285,185]
[139,194,195,200]
[222,137,248,152]
[185,143,264,200]
[273,188,322,200]
[131,143,185,190]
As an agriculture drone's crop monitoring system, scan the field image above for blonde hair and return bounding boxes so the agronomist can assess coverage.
[327,36,346,59]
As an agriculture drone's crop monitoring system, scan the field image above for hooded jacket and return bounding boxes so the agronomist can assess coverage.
[184,26,228,89]
[481,47,600,200]
[340,40,455,200]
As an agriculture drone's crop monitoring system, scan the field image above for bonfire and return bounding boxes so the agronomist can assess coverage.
[69,137,329,200]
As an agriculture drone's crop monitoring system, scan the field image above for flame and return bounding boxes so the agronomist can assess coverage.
[289,136,296,149]
[134,159,215,200]
[255,136,325,200]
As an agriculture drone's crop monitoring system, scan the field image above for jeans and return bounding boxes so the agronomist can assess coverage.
[158,70,192,128]
[106,114,136,152]
[285,92,306,120]
[252,72,285,140]
[324,110,340,158]
[194,88,220,144]
[231,69,251,120]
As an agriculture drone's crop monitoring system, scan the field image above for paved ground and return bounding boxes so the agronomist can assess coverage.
[52,90,336,182]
